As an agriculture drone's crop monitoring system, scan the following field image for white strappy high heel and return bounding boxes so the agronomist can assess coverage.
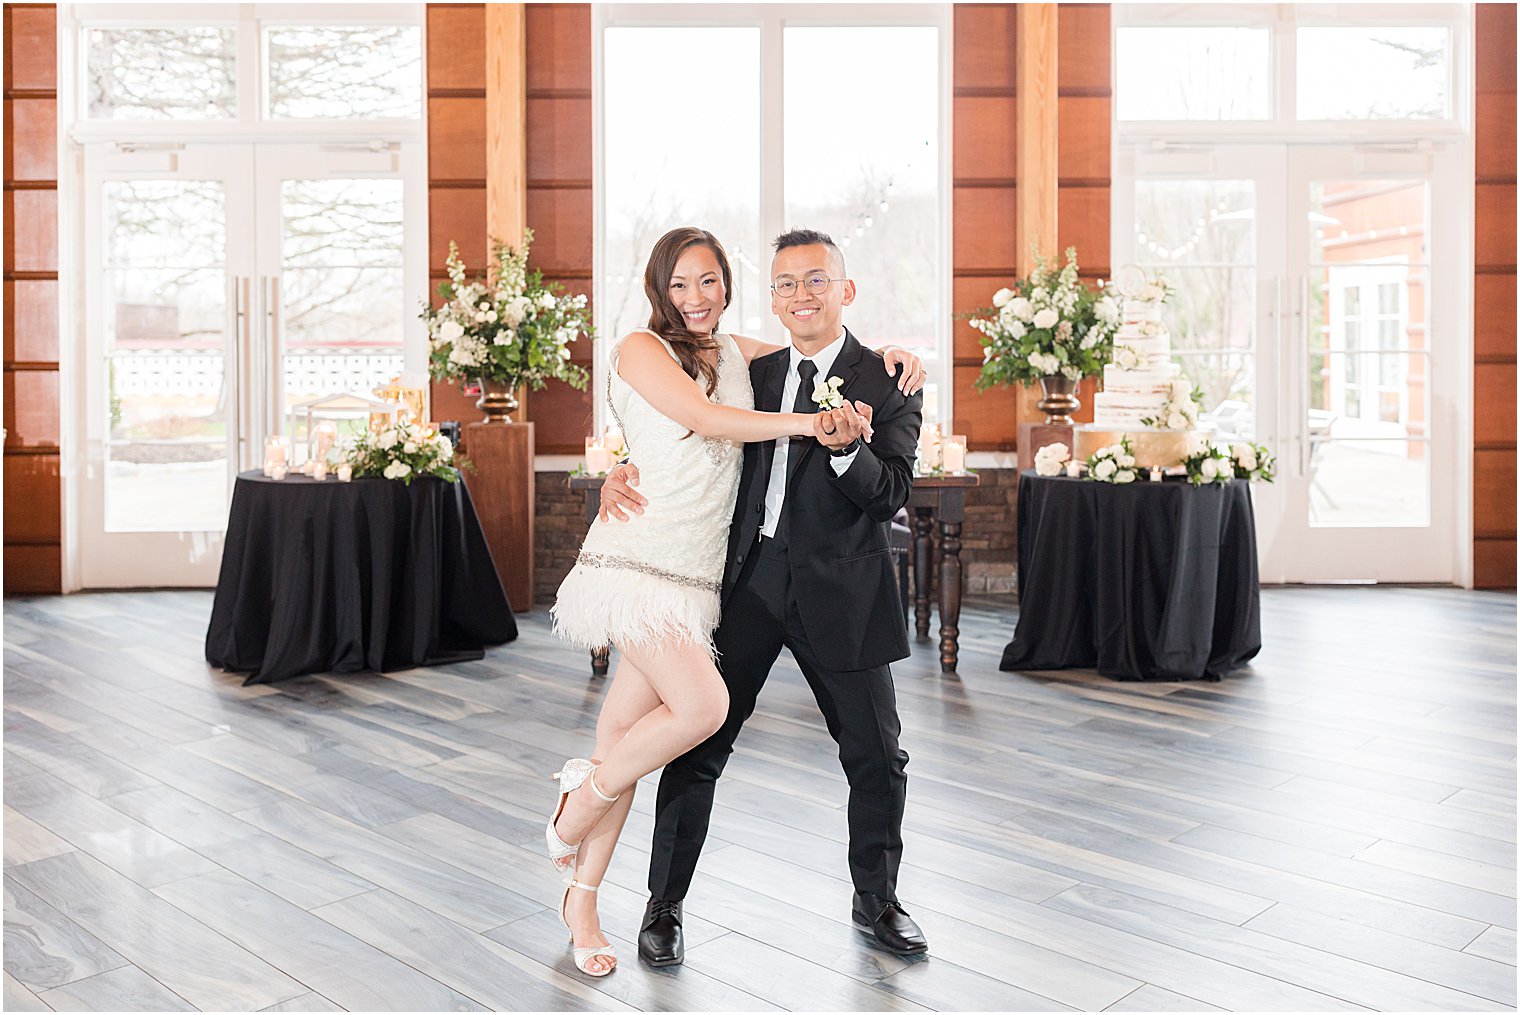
[560,878,617,976]
[545,758,620,873]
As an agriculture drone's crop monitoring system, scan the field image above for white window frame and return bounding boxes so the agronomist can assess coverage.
[1114,3,1471,143]
[591,3,954,433]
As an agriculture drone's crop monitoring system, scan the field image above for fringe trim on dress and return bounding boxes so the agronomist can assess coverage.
[551,559,722,658]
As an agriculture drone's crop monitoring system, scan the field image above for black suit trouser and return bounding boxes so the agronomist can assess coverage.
[647,536,909,902]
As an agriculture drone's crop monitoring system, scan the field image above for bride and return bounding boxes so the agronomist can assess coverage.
[545,226,923,975]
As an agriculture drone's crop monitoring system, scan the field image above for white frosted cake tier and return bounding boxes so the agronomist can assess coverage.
[1115,320,1169,343]
[1074,425,1193,468]
[1093,391,1168,429]
[1121,300,1163,322]
[1102,362,1180,393]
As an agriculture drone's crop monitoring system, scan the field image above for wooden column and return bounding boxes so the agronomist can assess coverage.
[1015,3,1060,442]
[464,2,535,611]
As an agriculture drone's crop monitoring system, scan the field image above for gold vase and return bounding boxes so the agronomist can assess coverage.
[476,376,519,423]
[1037,374,1080,425]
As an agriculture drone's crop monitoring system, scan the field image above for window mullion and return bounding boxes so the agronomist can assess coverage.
[760,9,785,347]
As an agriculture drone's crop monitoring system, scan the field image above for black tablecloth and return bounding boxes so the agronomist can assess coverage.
[1001,471,1261,681]
[206,471,516,684]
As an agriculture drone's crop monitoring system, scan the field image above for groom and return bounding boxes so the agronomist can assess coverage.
[600,228,927,963]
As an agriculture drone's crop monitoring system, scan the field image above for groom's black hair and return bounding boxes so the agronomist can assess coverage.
[773,227,846,273]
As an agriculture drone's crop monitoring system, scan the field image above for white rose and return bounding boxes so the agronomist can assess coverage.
[1095,458,1117,480]
[1118,454,1135,467]
[1200,458,1218,480]
[1166,411,1187,430]
[537,292,557,310]
[993,287,1015,308]
[1169,379,1192,401]
[494,328,513,346]
[1114,469,1136,484]
[437,438,454,461]
[1005,320,1027,340]
[439,320,464,342]
[377,429,399,450]
[485,309,498,323]
[473,311,487,323]
[1032,308,1060,330]
[1232,443,1257,470]
[383,460,411,480]
[1095,296,1119,324]
[1008,297,1034,322]
[1056,320,1073,342]
[403,441,418,453]
[558,346,572,360]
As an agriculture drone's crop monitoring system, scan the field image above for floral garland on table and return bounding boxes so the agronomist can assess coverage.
[966,247,1120,388]
[1229,440,1277,482]
[344,419,460,485]
[1034,441,1071,477]
[1086,437,1139,484]
[1181,434,1234,487]
[1141,376,1203,431]
[421,230,592,392]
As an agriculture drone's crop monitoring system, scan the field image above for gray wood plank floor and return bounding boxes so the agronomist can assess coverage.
[4,586,1515,1012]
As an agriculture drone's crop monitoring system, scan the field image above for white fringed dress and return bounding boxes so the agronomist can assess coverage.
[551,329,750,656]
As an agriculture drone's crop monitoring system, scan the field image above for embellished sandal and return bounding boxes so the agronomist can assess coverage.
[545,759,620,873]
[560,878,617,977]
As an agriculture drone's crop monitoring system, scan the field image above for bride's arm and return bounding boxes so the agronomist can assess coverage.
[617,332,814,443]
[731,334,928,395]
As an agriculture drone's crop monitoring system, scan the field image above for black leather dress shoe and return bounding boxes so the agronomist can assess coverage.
[852,891,928,955]
[638,897,684,966]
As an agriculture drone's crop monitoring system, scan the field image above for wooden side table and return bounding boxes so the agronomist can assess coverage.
[907,474,980,674]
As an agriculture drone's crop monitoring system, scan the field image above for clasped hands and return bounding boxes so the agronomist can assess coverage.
[812,400,874,451]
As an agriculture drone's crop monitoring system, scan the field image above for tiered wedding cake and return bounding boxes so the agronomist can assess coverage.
[1073,277,1200,468]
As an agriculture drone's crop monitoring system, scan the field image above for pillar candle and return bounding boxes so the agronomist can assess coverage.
[312,461,328,481]
[943,436,967,475]
[1066,460,1081,478]
[337,463,353,482]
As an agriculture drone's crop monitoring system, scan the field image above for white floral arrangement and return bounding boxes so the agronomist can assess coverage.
[1142,376,1203,431]
[967,247,1120,388]
[422,229,591,393]
[1086,436,1139,484]
[1181,434,1234,487]
[811,375,845,410]
[1111,344,1144,370]
[1034,441,1071,477]
[1229,440,1277,482]
[343,418,460,485]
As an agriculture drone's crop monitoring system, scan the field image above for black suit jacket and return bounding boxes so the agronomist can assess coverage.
[722,330,922,671]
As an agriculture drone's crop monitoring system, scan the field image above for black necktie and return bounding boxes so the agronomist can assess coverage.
[792,359,818,415]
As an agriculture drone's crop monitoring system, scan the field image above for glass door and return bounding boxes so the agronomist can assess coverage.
[1116,142,1460,583]
[1275,144,1458,582]
[77,141,422,587]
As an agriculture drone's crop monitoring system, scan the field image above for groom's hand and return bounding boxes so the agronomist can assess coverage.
[815,401,873,449]
[598,463,646,523]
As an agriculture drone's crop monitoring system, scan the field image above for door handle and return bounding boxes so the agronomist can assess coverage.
[262,275,283,454]
[235,276,252,469]
[1297,274,1311,478]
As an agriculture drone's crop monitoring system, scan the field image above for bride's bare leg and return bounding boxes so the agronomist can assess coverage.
[561,657,659,974]
[553,638,728,854]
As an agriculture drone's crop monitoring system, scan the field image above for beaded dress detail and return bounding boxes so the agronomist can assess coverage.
[551,330,751,655]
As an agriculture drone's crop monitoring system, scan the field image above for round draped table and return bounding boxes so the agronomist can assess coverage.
[1001,471,1261,681]
[206,471,516,684]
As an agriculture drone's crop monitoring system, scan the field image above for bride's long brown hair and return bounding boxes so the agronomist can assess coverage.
[643,227,733,398]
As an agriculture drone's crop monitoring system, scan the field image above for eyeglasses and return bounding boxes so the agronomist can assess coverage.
[770,274,846,298]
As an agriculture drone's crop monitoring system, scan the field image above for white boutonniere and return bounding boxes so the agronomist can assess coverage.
[811,375,845,410]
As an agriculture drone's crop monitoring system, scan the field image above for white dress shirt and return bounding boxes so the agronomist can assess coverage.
[761,331,859,538]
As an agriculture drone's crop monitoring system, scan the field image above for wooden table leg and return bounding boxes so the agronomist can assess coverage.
[912,505,935,641]
[936,489,965,674]
[591,646,610,676]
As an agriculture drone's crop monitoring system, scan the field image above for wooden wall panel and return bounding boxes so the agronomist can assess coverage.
[1475,450,1517,538]
[5,545,62,595]
[6,190,58,272]
[953,4,1016,91]
[4,279,59,362]
[1475,91,1516,179]
[1474,362,1516,448]
[4,370,60,447]
[1473,3,1517,588]
[1474,274,1516,360]
[426,6,487,90]
[1057,95,1109,180]
[428,186,488,271]
[952,276,1000,361]
[5,5,57,90]
[4,3,62,595]
[5,98,56,180]
[1056,186,1111,273]
[4,454,60,544]
[427,97,487,181]
[522,3,593,455]
[1056,4,1111,92]
[526,96,592,182]
[953,97,1016,180]
[952,187,1018,270]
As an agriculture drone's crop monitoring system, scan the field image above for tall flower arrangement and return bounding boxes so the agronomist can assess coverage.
[421,229,591,392]
[968,247,1120,389]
